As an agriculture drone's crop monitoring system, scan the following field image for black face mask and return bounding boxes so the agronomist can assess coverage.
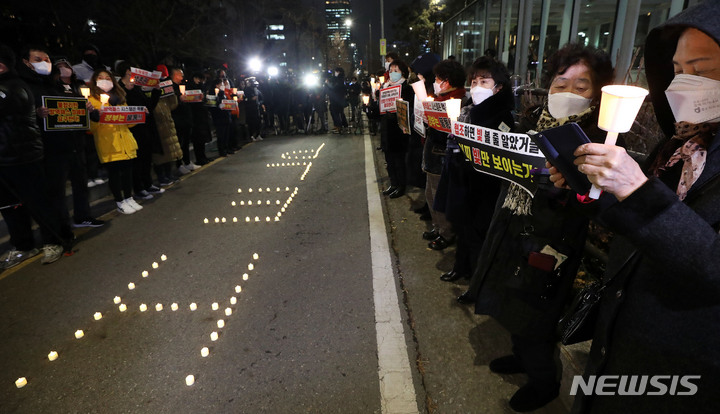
[83,54,98,67]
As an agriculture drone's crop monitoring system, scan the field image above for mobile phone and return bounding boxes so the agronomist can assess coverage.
[529,123,592,194]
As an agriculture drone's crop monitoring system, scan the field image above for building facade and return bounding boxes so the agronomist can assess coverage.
[442,0,706,86]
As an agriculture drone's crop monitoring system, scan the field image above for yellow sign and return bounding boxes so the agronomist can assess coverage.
[380,38,387,56]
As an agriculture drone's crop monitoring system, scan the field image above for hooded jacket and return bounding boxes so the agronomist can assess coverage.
[572,3,720,413]
[0,71,43,165]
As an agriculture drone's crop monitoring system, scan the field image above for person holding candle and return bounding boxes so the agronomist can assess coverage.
[152,73,183,184]
[421,59,467,250]
[461,44,613,412]
[87,69,141,214]
[170,67,199,174]
[547,3,720,413]
[436,57,512,283]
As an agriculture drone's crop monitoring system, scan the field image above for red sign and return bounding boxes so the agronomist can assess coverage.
[220,99,238,111]
[98,106,146,124]
[182,90,204,103]
[130,67,162,88]
[379,85,401,114]
[422,101,452,133]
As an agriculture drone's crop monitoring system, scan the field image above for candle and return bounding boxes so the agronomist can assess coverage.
[48,351,58,361]
[152,262,159,269]
[155,303,163,311]
[214,217,219,223]
[254,217,259,222]
[253,253,259,260]
[238,188,242,193]
[245,217,250,222]
[225,308,232,316]
[142,270,149,277]
[248,188,252,192]
[233,96,238,102]
[15,377,27,388]
[161,254,167,261]
[266,200,270,205]
[285,187,290,191]
[257,200,261,205]
[265,217,270,222]
[190,302,197,311]
[266,188,271,192]
[201,347,209,357]
[235,285,242,293]
[248,201,252,205]
[274,217,279,222]
[94,312,102,320]
[171,303,178,311]
[179,85,186,95]
[231,201,236,206]
[248,263,254,271]
[204,218,209,224]
[100,94,109,107]
[230,296,237,304]
[277,212,282,217]
[217,319,225,328]
[210,331,218,341]
[211,302,219,310]
[119,304,127,312]
[243,273,249,281]
[276,200,280,205]
[185,375,195,386]
[281,207,285,212]
[114,296,121,304]
[240,201,245,205]
[75,330,84,339]
[258,188,263,192]
[139,304,147,312]
[362,95,370,105]
[233,217,238,223]
[276,187,280,192]
[214,88,219,95]
[221,217,226,223]
[128,283,135,290]
[80,87,90,98]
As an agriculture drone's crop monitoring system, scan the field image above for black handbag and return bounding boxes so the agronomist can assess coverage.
[557,281,606,345]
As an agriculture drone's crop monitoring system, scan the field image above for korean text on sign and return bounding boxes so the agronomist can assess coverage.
[422,100,452,133]
[99,106,147,125]
[130,67,162,88]
[379,85,401,114]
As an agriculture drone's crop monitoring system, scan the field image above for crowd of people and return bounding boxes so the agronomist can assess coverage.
[375,2,720,413]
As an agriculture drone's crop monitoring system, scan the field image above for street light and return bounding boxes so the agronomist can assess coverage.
[267,66,279,77]
[345,18,352,27]
[248,57,262,73]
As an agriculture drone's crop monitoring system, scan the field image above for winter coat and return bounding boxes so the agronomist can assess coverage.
[88,95,137,163]
[572,3,720,412]
[0,71,43,166]
[152,92,182,164]
[422,87,467,175]
[379,80,414,153]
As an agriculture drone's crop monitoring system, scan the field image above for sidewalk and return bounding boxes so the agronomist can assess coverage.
[371,133,590,413]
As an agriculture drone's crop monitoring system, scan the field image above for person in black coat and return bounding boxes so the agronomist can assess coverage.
[0,45,73,266]
[437,57,512,283]
[379,60,414,199]
[327,67,348,133]
[549,3,720,413]
[467,44,614,412]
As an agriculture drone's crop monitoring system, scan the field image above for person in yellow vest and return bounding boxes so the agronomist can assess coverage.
[87,69,142,214]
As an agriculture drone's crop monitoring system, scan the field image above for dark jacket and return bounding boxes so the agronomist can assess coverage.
[422,87,467,174]
[380,80,414,153]
[171,83,194,131]
[0,71,43,165]
[572,3,720,413]
[471,109,605,339]
[120,82,161,153]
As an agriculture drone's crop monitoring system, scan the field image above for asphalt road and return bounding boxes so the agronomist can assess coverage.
[0,131,571,414]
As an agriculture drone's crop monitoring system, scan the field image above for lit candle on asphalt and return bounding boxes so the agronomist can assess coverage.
[114,296,121,304]
[248,263,254,271]
[48,351,58,361]
[243,273,249,281]
[185,375,195,386]
[230,296,237,304]
[235,285,242,293]
[142,270,149,277]
[212,302,219,310]
[225,308,232,316]
[94,312,102,320]
[119,304,127,312]
[253,253,259,260]
[160,254,167,261]
[171,303,178,311]
[201,347,209,357]
[210,331,218,341]
[75,330,84,339]
[15,377,27,388]
[204,218,209,223]
[152,262,159,268]
[139,304,147,312]
[217,320,225,328]
[231,201,236,206]
[190,303,197,311]
[233,217,238,223]
[155,303,163,311]
[128,283,135,290]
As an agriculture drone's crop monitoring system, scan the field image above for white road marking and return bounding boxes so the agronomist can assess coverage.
[364,135,420,414]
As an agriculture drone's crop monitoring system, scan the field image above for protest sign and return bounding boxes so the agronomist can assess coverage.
[98,106,146,125]
[41,96,88,131]
[451,121,547,195]
[130,67,162,88]
[413,96,425,137]
[220,99,238,111]
[396,100,411,134]
[422,100,452,133]
[182,90,204,103]
[159,80,174,97]
[379,85,401,114]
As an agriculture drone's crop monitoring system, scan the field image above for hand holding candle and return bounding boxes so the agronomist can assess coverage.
[587,85,648,198]
[100,94,109,107]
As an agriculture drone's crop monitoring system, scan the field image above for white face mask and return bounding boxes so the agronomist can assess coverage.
[470,85,494,105]
[547,92,592,119]
[96,79,114,92]
[59,67,72,78]
[31,61,52,75]
[665,74,720,124]
[433,81,442,95]
[384,61,390,71]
